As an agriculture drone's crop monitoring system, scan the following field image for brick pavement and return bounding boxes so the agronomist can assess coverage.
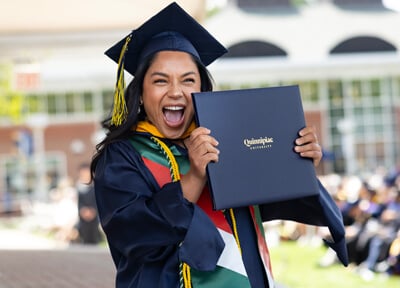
[0,246,116,288]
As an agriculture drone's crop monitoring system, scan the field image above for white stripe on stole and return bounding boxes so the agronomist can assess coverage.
[261,255,275,288]
[216,228,247,276]
[217,227,275,287]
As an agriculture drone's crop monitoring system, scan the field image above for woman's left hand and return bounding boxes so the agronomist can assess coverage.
[294,126,322,167]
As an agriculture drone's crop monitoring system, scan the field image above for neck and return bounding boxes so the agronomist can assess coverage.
[135,120,196,140]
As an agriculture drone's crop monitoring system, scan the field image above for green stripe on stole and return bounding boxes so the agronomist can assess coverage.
[130,136,252,288]
[191,266,250,288]
[130,136,190,173]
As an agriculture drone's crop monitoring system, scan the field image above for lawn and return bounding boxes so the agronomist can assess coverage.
[269,240,399,288]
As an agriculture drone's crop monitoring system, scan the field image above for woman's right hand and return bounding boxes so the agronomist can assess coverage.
[180,127,219,202]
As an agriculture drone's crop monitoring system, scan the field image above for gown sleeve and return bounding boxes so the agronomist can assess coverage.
[94,140,224,273]
[259,180,349,266]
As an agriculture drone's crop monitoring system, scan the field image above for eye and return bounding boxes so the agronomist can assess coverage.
[153,78,167,84]
[183,77,195,83]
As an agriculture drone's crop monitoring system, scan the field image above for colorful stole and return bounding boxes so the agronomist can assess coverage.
[130,135,274,287]
[132,120,273,287]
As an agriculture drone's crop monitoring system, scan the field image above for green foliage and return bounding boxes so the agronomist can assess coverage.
[0,63,12,90]
[270,241,400,288]
[0,63,25,123]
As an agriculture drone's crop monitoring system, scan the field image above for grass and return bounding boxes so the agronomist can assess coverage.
[269,240,399,288]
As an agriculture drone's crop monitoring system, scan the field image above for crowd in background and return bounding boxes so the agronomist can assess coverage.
[279,168,400,281]
[29,163,103,246]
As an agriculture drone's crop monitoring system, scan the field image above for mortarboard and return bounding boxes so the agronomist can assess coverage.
[105,2,227,126]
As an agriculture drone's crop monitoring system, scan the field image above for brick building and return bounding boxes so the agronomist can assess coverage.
[1,0,400,204]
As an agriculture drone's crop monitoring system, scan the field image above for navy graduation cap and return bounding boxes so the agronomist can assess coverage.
[105,2,227,126]
[106,2,227,75]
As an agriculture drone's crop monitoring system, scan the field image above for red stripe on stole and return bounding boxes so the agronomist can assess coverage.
[142,156,232,234]
[142,157,172,188]
[249,206,273,277]
[196,187,231,233]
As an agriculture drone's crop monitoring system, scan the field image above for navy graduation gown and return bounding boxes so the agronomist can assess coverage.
[94,140,225,287]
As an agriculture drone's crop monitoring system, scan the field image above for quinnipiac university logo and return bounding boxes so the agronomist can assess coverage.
[243,136,273,150]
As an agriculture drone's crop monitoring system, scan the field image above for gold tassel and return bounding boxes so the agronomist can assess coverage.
[111,35,132,126]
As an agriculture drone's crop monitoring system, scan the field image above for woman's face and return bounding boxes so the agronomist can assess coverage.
[142,51,201,139]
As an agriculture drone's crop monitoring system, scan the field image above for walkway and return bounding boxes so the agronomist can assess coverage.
[0,228,115,288]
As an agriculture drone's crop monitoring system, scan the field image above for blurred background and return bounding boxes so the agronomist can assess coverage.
[1,0,400,287]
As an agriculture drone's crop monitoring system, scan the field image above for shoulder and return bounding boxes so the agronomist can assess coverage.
[95,138,142,173]
[104,137,139,156]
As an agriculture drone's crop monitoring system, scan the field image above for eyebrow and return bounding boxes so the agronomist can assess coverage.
[149,71,198,78]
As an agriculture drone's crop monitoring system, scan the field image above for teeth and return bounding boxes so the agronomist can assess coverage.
[164,106,183,111]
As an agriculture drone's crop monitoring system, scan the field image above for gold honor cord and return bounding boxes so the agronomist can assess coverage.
[150,137,181,182]
[228,208,242,255]
[150,137,190,288]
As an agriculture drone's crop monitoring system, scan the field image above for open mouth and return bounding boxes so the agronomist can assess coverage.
[163,106,184,125]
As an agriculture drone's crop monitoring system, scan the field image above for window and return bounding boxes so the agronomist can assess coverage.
[328,80,343,108]
[47,93,57,114]
[83,92,94,112]
[2,153,65,197]
[350,80,362,104]
[370,79,381,98]
[224,41,287,58]
[298,81,319,104]
[65,92,76,114]
[25,90,100,117]
[101,90,114,116]
[330,36,396,54]
[26,94,41,113]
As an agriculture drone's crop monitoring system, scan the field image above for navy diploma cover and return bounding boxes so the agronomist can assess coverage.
[192,85,319,210]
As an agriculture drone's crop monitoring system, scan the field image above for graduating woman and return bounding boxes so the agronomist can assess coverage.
[91,3,348,287]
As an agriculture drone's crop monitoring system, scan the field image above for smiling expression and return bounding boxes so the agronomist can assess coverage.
[142,51,201,139]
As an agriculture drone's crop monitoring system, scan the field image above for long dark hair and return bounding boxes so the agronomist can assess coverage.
[90,52,214,179]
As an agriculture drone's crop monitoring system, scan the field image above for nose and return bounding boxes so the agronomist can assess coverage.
[168,81,183,98]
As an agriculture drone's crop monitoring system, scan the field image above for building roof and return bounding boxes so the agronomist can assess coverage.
[205,1,400,61]
[203,1,400,84]
[0,0,205,33]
